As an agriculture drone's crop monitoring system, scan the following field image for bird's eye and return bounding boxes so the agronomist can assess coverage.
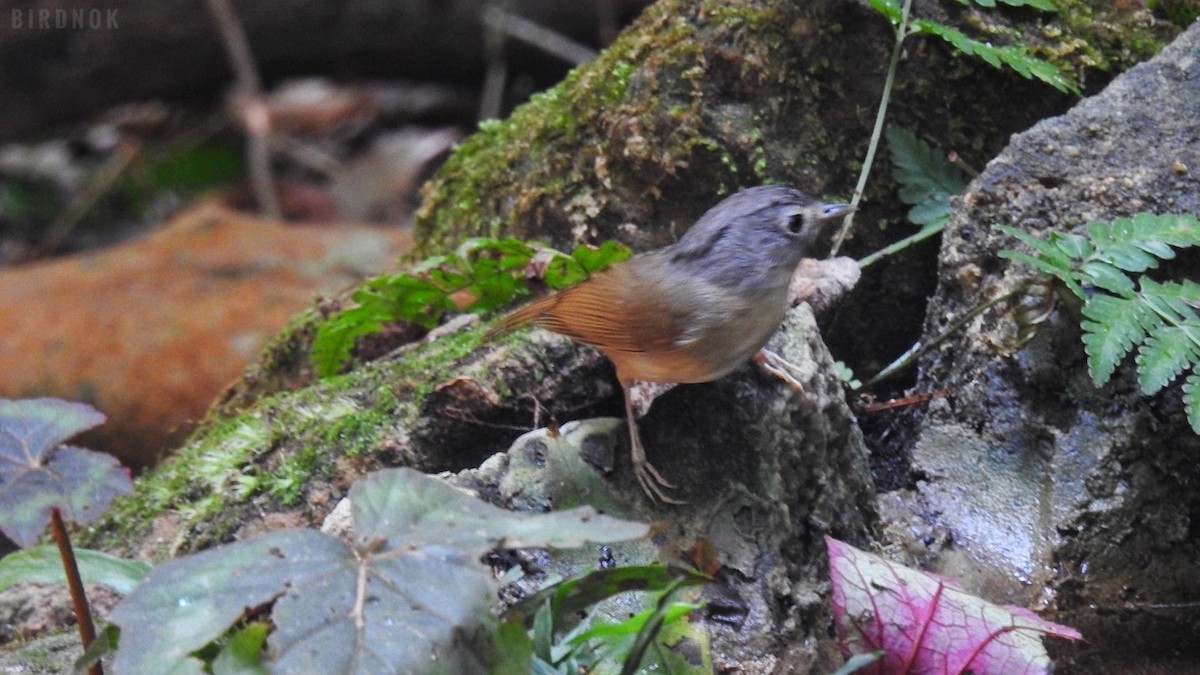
[786,213,805,234]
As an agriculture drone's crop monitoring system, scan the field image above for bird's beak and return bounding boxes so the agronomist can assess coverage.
[817,202,855,224]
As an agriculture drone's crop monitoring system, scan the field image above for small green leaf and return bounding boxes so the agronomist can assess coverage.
[513,565,709,623]
[995,224,1075,271]
[311,308,385,377]
[212,622,270,675]
[998,250,1082,297]
[568,602,699,645]
[1100,243,1161,273]
[74,624,120,674]
[832,651,886,675]
[571,240,633,273]
[533,601,555,663]
[0,545,150,594]
[1140,278,1200,322]
[492,617,536,675]
[868,0,903,23]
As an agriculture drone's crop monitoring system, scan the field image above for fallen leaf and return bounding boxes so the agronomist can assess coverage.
[826,535,1081,675]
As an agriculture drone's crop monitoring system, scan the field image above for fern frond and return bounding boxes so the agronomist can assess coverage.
[1136,326,1200,394]
[912,20,1079,94]
[1185,373,1200,433]
[1140,278,1200,323]
[1001,213,1200,430]
[1080,295,1154,387]
[888,127,968,228]
[1087,213,1200,271]
[956,0,1057,9]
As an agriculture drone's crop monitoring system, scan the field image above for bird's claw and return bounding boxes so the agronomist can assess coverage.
[633,456,686,505]
[756,348,807,395]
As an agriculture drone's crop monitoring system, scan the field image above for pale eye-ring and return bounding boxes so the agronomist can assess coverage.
[786,213,805,234]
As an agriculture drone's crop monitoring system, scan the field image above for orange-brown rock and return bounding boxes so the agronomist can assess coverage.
[0,202,411,467]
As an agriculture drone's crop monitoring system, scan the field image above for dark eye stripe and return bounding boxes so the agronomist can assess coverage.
[670,223,730,263]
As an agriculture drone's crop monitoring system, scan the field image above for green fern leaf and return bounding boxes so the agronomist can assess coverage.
[312,305,386,377]
[1081,295,1150,386]
[995,224,1075,271]
[1001,211,1200,431]
[1080,261,1136,296]
[888,127,968,228]
[1100,244,1161,273]
[1089,212,1200,250]
[1136,326,1200,394]
[912,20,1079,94]
[1051,232,1092,259]
[998,249,1084,297]
[1185,373,1200,433]
[1139,283,1194,331]
[1140,279,1200,321]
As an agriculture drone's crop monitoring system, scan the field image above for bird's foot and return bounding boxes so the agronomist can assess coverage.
[756,348,807,395]
[632,453,686,505]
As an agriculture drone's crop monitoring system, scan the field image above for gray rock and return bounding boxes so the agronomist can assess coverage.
[905,20,1200,671]
[455,303,877,673]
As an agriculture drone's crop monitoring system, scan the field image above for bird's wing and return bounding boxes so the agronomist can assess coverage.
[492,261,686,354]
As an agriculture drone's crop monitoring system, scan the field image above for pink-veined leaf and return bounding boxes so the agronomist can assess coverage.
[826,536,1081,674]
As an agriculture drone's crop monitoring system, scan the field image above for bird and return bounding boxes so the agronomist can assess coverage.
[490,185,852,502]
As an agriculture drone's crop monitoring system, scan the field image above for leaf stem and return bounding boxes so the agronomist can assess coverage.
[830,0,915,256]
[857,221,944,268]
[51,507,103,675]
[619,578,688,675]
[863,288,1021,388]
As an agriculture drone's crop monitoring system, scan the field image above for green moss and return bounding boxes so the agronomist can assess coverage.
[267,444,322,505]
[413,0,739,253]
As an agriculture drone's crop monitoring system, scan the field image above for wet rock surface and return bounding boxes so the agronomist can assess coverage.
[901,19,1200,672]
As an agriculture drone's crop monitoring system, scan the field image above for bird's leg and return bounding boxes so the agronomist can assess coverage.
[755,349,807,395]
[622,380,685,504]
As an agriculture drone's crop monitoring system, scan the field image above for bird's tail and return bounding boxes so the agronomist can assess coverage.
[484,294,558,340]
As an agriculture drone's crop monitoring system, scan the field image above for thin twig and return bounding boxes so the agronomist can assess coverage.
[862,289,1021,388]
[478,3,509,121]
[51,507,102,675]
[206,0,281,220]
[830,0,916,256]
[857,221,943,268]
[481,5,598,65]
[37,139,140,257]
[595,0,618,45]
